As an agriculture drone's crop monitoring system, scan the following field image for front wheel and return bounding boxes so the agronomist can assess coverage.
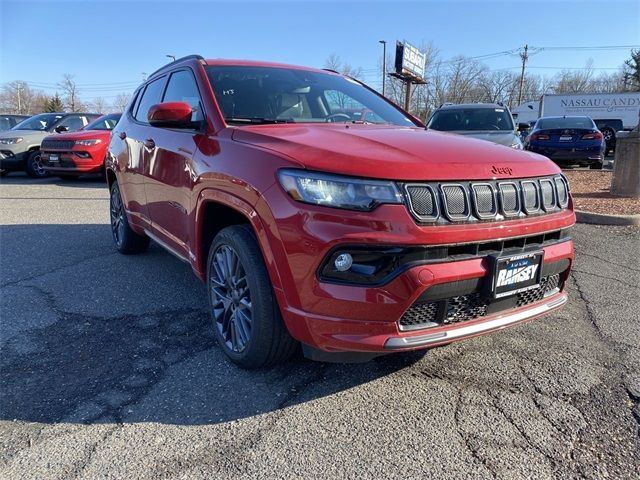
[109,181,149,254]
[207,225,297,368]
[25,150,49,178]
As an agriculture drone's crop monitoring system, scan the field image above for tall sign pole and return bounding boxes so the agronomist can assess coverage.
[379,40,387,97]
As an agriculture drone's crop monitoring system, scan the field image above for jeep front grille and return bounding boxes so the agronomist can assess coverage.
[403,175,569,224]
[41,139,75,150]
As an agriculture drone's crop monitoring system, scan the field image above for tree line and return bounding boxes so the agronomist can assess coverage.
[0,74,131,115]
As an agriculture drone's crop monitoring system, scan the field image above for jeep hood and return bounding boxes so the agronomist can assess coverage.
[43,129,112,142]
[0,129,48,143]
[231,124,558,181]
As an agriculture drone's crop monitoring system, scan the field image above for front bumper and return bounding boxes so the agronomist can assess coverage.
[0,150,28,171]
[258,186,576,353]
[41,150,104,174]
[527,144,604,163]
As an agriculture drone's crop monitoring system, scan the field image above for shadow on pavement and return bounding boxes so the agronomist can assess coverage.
[1,172,107,189]
[0,223,424,426]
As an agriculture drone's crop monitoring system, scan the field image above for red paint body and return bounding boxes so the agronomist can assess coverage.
[107,57,575,354]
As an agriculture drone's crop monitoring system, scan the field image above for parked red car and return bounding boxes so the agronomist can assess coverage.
[42,113,121,178]
[106,55,575,368]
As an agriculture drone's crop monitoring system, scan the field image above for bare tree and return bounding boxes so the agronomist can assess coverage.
[112,93,131,112]
[0,81,43,114]
[91,97,108,114]
[58,74,84,112]
[324,53,364,80]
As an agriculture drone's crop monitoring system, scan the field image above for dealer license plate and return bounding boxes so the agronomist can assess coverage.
[559,135,572,142]
[491,251,543,299]
[49,154,59,163]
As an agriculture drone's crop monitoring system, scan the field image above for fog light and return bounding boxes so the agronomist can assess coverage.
[334,253,353,271]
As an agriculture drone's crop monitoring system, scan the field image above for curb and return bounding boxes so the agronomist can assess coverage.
[575,210,640,226]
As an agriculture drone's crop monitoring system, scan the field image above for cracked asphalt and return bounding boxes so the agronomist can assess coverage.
[1,174,638,479]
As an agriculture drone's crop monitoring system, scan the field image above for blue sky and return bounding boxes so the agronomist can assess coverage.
[1,0,639,104]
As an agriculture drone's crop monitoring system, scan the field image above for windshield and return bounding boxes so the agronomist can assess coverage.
[428,107,514,131]
[205,65,416,126]
[13,114,64,131]
[536,117,595,130]
[84,113,121,131]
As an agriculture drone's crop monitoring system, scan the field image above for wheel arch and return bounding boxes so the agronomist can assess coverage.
[194,189,284,292]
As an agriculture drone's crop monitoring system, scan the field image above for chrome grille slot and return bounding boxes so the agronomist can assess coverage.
[554,176,569,208]
[540,179,556,211]
[440,184,469,220]
[521,180,540,214]
[471,183,497,218]
[498,182,520,217]
[404,184,438,220]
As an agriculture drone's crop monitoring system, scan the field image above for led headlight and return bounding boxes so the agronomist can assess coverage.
[0,137,23,145]
[278,169,402,211]
[74,139,102,146]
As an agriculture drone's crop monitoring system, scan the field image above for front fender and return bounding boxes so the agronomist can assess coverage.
[193,188,284,294]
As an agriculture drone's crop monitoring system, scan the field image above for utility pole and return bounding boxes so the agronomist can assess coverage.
[379,40,387,97]
[404,82,412,112]
[517,44,529,106]
[17,84,22,114]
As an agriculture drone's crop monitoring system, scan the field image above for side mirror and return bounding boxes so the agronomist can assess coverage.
[55,125,69,133]
[148,102,195,129]
[517,123,530,132]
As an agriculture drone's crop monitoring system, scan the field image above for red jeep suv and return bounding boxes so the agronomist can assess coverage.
[106,55,575,368]
[42,113,121,179]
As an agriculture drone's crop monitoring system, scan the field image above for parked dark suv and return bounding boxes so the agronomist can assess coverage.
[0,112,100,177]
[107,55,575,368]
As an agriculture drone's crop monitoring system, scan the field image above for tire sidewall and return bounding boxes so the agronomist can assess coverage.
[26,150,49,178]
[207,226,276,367]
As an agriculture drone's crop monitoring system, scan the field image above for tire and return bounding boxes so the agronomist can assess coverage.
[25,150,50,178]
[109,181,149,254]
[58,175,77,181]
[589,162,603,170]
[0,170,9,178]
[207,225,297,369]
[601,128,615,154]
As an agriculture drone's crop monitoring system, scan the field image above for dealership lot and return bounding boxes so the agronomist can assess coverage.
[0,176,638,479]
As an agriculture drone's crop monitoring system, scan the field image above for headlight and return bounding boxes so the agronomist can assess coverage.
[75,139,102,146]
[0,137,23,145]
[278,169,403,211]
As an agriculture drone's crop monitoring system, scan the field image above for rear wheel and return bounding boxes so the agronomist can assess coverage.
[207,225,296,368]
[589,162,603,170]
[601,127,615,154]
[25,150,49,178]
[109,181,149,254]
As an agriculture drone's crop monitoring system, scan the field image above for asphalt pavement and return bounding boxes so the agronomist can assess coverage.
[1,174,638,479]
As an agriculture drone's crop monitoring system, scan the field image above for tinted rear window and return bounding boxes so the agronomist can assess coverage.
[536,117,595,130]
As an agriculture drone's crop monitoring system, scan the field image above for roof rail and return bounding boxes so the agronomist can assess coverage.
[148,54,205,79]
[322,68,340,74]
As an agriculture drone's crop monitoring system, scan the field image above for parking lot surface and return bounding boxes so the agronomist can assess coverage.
[1,175,638,479]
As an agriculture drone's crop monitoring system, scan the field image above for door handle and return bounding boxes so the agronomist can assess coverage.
[144,138,156,149]
[118,131,126,140]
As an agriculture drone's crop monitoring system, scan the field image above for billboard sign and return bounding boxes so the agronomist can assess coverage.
[395,41,426,81]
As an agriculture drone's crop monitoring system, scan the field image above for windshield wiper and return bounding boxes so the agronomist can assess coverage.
[224,117,294,125]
